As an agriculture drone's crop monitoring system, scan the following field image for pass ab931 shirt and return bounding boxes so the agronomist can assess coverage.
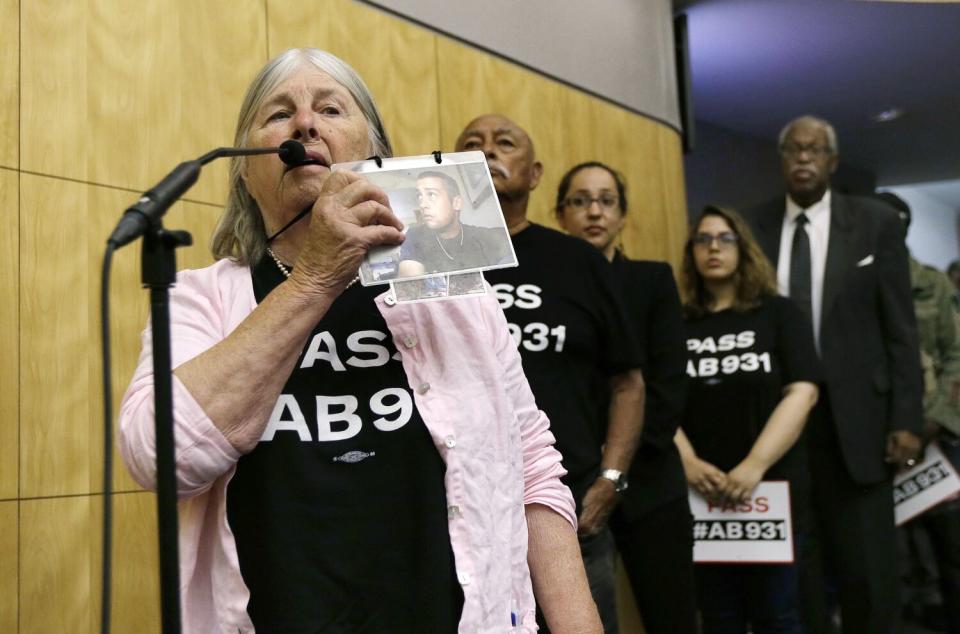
[225,257,461,633]
[682,295,820,482]
[483,224,640,507]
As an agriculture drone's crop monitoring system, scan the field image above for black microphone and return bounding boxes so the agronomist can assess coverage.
[278,139,307,166]
[107,140,308,248]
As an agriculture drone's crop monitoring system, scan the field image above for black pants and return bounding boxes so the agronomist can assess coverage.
[901,434,960,634]
[611,496,699,634]
[803,405,900,634]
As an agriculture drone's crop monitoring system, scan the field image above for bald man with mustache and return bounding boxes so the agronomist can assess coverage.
[456,115,645,634]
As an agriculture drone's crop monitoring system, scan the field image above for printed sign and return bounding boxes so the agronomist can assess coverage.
[689,481,794,564]
[894,441,960,526]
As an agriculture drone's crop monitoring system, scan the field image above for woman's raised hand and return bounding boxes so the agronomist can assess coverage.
[289,171,405,296]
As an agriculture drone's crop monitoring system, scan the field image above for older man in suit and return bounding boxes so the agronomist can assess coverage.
[744,115,923,633]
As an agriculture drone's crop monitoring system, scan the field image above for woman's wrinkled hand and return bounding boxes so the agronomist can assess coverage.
[289,171,405,296]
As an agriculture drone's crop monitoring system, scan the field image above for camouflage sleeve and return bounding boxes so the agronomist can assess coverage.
[926,271,960,436]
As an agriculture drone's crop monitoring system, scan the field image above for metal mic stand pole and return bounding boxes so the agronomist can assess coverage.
[142,224,192,634]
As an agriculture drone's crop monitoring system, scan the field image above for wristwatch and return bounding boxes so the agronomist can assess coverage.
[600,469,629,493]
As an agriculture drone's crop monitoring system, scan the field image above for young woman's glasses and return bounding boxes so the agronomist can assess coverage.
[692,232,739,248]
[564,194,620,211]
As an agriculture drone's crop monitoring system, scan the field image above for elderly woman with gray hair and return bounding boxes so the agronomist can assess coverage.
[118,48,599,634]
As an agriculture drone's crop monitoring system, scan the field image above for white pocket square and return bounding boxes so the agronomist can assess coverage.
[856,254,874,267]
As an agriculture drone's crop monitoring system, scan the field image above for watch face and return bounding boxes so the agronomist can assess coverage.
[602,470,627,492]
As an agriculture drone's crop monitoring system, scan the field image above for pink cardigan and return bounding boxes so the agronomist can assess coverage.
[118,259,575,633]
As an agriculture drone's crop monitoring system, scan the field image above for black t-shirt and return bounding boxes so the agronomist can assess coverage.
[399,222,511,274]
[681,295,820,482]
[225,257,462,634]
[483,224,640,509]
[608,254,689,519]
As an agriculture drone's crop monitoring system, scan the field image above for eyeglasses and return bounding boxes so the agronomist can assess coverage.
[780,144,832,159]
[564,194,620,211]
[692,232,739,248]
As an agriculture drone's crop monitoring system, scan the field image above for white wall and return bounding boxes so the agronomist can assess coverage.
[881,180,960,271]
[362,0,681,129]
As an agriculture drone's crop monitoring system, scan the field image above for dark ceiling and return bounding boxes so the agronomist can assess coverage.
[674,0,960,186]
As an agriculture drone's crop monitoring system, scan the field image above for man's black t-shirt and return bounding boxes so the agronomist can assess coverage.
[399,223,511,274]
[682,295,820,483]
[225,257,462,633]
[483,224,640,508]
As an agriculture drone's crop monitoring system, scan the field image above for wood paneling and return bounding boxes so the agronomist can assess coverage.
[21,175,102,497]
[0,0,17,168]
[21,176,142,496]
[0,501,16,633]
[20,493,160,633]
[165,200,224,273]
[268,0,441,157]
[19,175,222,498]
[20,496,96,633]
[1,171,17,500]
[20,0,267,206]
[436,36,688,269]
[436,36,565,230]
[110,492,160,634]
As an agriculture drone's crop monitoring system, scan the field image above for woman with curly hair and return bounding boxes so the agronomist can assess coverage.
[676,205,820,633]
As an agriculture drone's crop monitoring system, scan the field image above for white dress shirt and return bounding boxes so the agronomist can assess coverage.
[777,190,831,350]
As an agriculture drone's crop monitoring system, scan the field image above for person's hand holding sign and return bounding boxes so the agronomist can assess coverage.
[721,457,766,504]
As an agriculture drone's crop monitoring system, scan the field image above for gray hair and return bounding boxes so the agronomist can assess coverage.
[211,48,393,265]
[777,115,838,155]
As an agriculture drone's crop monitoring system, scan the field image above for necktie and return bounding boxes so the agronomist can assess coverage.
[790,213,813,322]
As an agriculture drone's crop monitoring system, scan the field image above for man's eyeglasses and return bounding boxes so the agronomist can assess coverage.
[692,232,739,248]
[564,194,620,211]
[780,144,832,159]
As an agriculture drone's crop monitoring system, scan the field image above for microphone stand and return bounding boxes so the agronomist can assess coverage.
[143,224,191,634]
[107,141,304,634]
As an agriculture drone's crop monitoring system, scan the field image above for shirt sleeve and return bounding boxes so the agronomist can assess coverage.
[774,295,822,385]
[117,266,242,498]
[481,288,577,529]
[636,264,689,450]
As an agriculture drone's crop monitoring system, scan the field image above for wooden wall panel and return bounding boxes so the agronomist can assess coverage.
[20,0,266,206]
[654,130,689,269]
[0,0,17,168]
[436,37,565,229]
[20,176,154,497]
[166,201,225,272]
[20,496,96,633]
[19,494,163,633]
[19,0,87,179]
[435,35,688,270]
[0,501,16,633]
[267,0,441,158]
[110,492,160,634]
[1,171,17,500]
[21,174,99,498]
[19,174,223,498]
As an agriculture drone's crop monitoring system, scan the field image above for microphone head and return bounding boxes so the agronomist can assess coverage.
[278,140,307,166]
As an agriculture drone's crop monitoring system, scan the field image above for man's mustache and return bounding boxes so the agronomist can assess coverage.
[487,160,511,180]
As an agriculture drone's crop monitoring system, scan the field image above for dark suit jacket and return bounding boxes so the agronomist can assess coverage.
[745,193,923,484]
[610,255,689,520]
